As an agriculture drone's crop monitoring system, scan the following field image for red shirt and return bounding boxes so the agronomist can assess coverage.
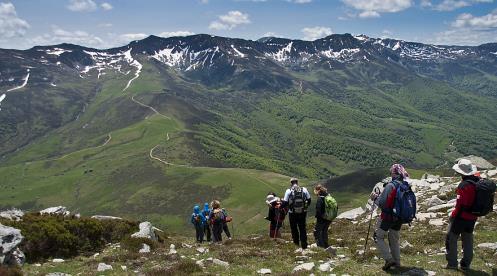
[451,178,478,221]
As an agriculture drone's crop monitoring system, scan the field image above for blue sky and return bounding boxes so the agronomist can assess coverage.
[1,0,497,49]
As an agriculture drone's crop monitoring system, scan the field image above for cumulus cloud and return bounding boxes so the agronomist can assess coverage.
[287,0,312,3]
[301,26,332,40]
[0,2,30,39]
[209,10,251,30]
[430,9,497,45]
[159,31,195,37]
[421,0,493,11]
[101,2,113,10]
[341,0,412,18]
[118,33,147,43]
[30,25,104,47]
[67,0,97,12]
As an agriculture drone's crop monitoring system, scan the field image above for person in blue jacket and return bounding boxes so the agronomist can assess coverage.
[191,205,206,243]
[202,203,212,242]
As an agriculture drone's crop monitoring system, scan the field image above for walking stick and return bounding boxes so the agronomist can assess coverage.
[273,210,281,239]
[364,188,381,252]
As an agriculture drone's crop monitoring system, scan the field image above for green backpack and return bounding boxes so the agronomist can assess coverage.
[323,194,338,221]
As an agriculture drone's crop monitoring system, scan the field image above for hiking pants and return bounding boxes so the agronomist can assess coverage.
[314,218,331,248]
[446,218,476,268]
[289,212,308,249]
[374,218,401,265]
[195,223,204,243]
[222,223,231,238]
[269,221,282,239]
[204,224,211,242]
[212,223,223,242]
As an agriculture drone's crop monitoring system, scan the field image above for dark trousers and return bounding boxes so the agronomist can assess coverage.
[289,212,308,249]
[270,221,282,238]
[212,223,223,242]
[222,223,231,238]
[446,218,476,268]
[194,223,204,243]
[204,224,211,242]
[314,218,331,248]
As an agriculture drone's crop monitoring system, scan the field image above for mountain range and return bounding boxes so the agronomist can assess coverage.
[1,33,497,230]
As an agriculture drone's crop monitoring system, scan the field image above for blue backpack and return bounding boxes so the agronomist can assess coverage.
[392,180,416,224]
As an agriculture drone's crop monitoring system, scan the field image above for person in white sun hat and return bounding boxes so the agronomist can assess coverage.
[445,158,480,271]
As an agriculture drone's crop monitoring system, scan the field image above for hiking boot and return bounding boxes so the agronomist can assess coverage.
[382,261,396,271]
[460,265,470,272]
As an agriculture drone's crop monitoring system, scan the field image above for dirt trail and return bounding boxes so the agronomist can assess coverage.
[131,95,171,119]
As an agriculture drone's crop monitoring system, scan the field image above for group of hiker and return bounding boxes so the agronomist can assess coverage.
[189,158,495,272]
[190,201,232,243]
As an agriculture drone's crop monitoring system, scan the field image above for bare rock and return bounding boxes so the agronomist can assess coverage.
[131,221,157,241]
[457,156,495,170]
[293,262,315,272]
[257,268,272,274]
[40,206,70,216]
[0,224,24,266]
[139,243,150,253]
[0,209,24,221]
[97,263,113,272]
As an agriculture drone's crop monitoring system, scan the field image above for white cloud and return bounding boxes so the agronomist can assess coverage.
[119,33,148,43]
[422,0,493,11]
[159,31,195,37]
[209,10,251,30]
[101,2,113,10]
[301,26,332,40]
[30,25,104,47]
[287,0,312,3]
[430,9,497,45]
[67,0,97,12]
[0,2,30,39]
[341,0,412,18]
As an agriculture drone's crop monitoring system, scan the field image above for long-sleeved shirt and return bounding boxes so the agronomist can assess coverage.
[315,192,328,219]
[191,213,207,226]
[451,176,479,221]
[378,180,399,221]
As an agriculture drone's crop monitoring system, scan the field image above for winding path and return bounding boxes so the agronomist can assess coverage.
[131,95,171,119]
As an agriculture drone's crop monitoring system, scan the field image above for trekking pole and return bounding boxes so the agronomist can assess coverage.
[364,189,380,252]
[231,222,235,239]
[273,211,281,239]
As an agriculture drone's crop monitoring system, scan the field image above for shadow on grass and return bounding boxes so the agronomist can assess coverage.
[384,266,491,276]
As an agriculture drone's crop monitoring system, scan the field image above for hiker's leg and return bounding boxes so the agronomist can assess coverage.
[314,219,323,247]
[289,213,300,245]
[223,223,231,238]
[213,224,222,242]
[270,222,276,238]
[461,231,474,268]
[445,221,460,268]
[299,213,308,249]
[323,220,331,248]
[204,225,211,242]
[199,225,205,243]
[374,219,393,263]
[388,229,400,265]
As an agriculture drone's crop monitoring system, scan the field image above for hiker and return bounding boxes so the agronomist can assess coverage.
[265,193,287,238]
[373,164,416,271]
[445,159,496,271]
[191,205,206,243]
[209,200,225,243]
[313,184,337,249]
[221,208,232,240]
[283,178,311,249]
[202,203,212,242]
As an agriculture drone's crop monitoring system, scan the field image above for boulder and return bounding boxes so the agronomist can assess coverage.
[52,258,65,263]
[97,263,113,272]
[168,244,177,255]
[457,156,495,170]
[257,268,272,274]
[131,221,157,241]
[416,212,438,222]
[401,241,413,249]
[428,218,445,226]
[337,207,365,220]
[426,196,445,208]
[212,258,230,267]
[40,206,70,216]
[0,209,24,221]
[196,247,208,254]
[487,169,497,177]
[0,223,24,266]
[427,202,455,212]
[325,246,337,256]
[293,262,315,272]
[91,215,123,220]
[477,243,497,251]
[139,243,150,253]
[318,262,331,272]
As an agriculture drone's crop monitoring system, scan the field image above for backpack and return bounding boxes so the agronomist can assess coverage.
[290,187,306,214]
[193,214,202,224]
[322,194,338,221]
[211,209,225,224]
[391,180,417,224]
[274,201,287,222]
[467,179,496,216]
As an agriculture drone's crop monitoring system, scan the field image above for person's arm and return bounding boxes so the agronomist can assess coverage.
[304,188,312,207]
[281,189,291,208]
[191,214,196,224]
[378,183,394,210]
[451,183,476,218]
[315,196,324,218]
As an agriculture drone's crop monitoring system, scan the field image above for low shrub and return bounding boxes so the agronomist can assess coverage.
[146,259,202,276]
[0,213,139,263]
[121,237,157,252]
[0,266,23,276]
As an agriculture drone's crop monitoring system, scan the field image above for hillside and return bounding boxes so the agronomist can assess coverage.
[1,34,497,231]
[2,173,496,275]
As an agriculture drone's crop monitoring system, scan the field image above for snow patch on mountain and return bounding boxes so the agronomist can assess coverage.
[123,49,142,92]
[7,70,30,92]
[44,48,72,56]
[266,42,293,63]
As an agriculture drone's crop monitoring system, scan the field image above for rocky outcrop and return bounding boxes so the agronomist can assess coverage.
[0,209,24,221]
[457,155,495,170]
[131,221,157,241]
[40,206,70,216]
[0,223,25,266]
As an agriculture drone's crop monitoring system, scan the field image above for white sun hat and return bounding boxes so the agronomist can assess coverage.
[266,194,279,205]
[452,158,478,176]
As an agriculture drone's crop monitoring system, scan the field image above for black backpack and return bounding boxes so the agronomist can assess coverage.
[467,179,496,216]
[290,188,306,214]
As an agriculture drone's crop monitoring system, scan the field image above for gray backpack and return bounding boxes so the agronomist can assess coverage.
[290,188,306,213]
